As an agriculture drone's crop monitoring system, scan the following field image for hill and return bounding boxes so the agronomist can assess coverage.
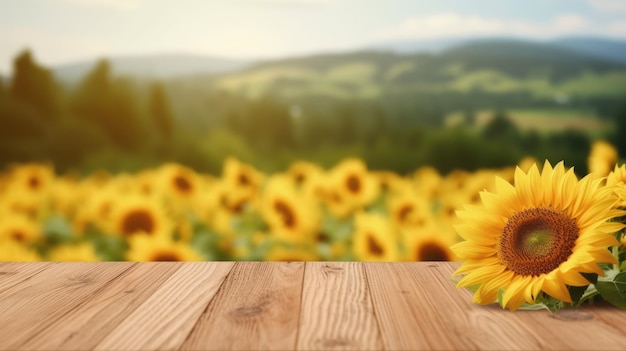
[52,53,250,82]
[199,38,626,100]
[552,37,626,64]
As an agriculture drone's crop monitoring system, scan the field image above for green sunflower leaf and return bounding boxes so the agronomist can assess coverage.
[595,272,626,309]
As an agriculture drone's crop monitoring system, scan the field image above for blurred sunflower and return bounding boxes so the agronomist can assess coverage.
[373,170,412,196]
[402,226,458,261]
[388,192,434,230]
[126,234,203,261]
[0,239,42,261]
[588,140,618,179]
[263,175,319,244]
[287,161,323,187]
[47,242,100,262]
[329,158,379,212]
[49,176,82,218]
[72,185,119,235]
[265,245,319,261]
[108,195,173,238]
[607,164,626,208]
[411,166,442,200]
[0,213,42,244]
[223,157,264,195]
[452,161,624,310]
[2,163,55,216]
[154,163,201,211]
[352,212,399,261]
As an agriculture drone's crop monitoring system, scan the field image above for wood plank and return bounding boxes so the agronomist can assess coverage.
[180,262,305,351]
[94,262,235,351]
[19,262,182,351]
[0,262,55,294]
[366,262,538,350]
[367,262,626,350]
[296,262,382,351]
[0,262,134,351]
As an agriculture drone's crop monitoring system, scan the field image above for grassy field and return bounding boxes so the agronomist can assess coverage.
[445,109,613,135]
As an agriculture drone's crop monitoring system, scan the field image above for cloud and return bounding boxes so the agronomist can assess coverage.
[588,0,626,13]
[372,13,623,42]
[62,0,141,11]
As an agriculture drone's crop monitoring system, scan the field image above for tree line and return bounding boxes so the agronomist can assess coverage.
[1,49,625,176]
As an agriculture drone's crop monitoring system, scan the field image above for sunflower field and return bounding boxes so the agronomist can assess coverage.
[0,140,618,262]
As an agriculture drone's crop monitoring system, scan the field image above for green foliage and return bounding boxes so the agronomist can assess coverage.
[10,50,61,119]
[72,59,142,151]
[148,81,175,138]
[0,47,622,176]
[596,272,626,309]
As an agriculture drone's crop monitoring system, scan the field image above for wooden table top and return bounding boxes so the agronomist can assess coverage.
[1,262,625,351]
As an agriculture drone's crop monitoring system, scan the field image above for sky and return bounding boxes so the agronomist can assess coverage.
[0,0,625,74]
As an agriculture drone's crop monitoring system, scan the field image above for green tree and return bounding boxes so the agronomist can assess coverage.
[73,59,141,150]
[482,110,519,140]
[244,97,295,149]
[334,102,358,145]
[364,106,388,144]
[148,82,175,138]
[10,50,60,119]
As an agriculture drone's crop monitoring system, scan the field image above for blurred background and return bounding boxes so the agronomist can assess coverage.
[0,0,625,262]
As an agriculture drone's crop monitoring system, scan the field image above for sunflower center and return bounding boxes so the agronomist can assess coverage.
[121,210,155,236]
[151,252,181,261]
[28,176,41,189]
[238,173,250,186]
[346,174,361,194]
[397,205,413,222]
[173,175,192,193]
[367,234,384,256]
[274,200,296,228]
[417,242,450,261]
[499,207,579,276]
[11,230,26,242]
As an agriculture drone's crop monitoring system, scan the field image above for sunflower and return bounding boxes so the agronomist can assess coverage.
[0,212,42,244]
[154,163,201,212]
[402,226,459,262]
[588,140,618,179]
[329,158,379,212]
[352,212,399,261]
[388,192,434,230]
[126,234,204,261]
[223,157,264,195]
[49,176,82,218]
[265,245,319,261]
[262,175,319,244]
[452,161,624,310]
[411,166,442,200]
[287,161,323,187]
[0,239,42,261]
[47,242,101,262]
[2,163,54,216]
[108,194,173,238]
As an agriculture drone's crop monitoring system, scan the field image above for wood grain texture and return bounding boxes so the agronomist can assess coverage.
[0,262,134,351]
[94,262,235,351]
[0,262,55,294]
[1,262,626,351]
[367,263,626,351]
[297,262,381,351]
[19,262,181,351]
[180,261,305,351]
